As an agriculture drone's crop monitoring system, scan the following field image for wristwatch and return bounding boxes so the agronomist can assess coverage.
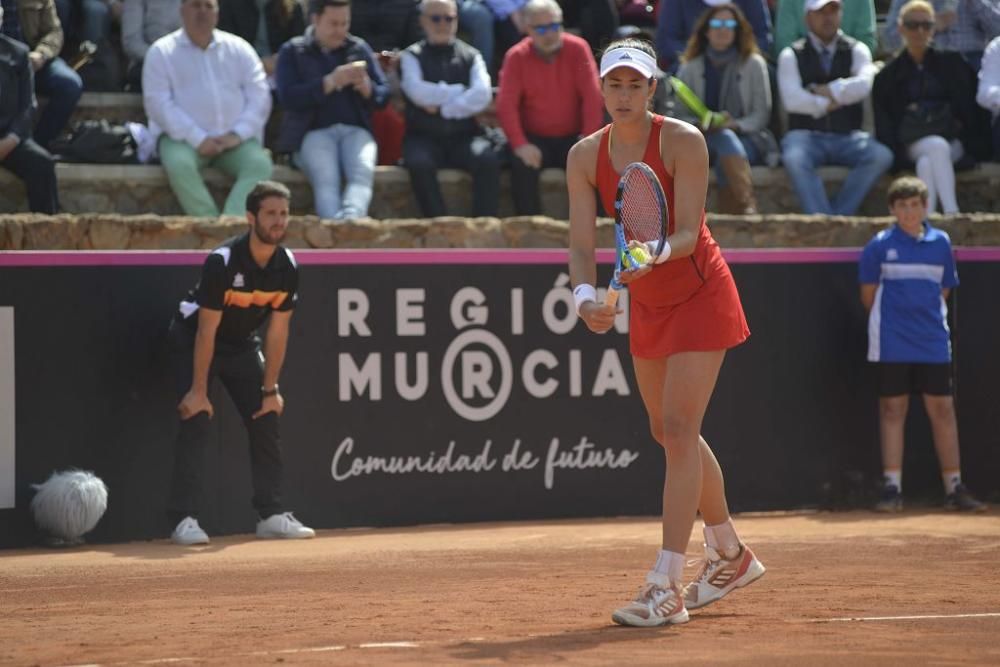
[261,384,280,397]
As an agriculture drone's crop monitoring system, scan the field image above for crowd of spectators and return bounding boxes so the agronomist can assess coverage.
[3,0,1000,218]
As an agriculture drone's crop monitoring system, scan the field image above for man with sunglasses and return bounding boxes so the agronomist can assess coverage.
[495,0,603,215]
[399,0,501,217]
[883,0,1000,70]
[777,0,893,215]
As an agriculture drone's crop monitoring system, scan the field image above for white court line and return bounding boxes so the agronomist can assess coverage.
[814,612,1000,623]
[359,641,419,648]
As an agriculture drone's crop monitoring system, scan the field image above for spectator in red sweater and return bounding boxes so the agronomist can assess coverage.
[496,0,603,215]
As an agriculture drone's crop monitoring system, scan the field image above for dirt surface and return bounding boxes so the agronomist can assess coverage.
[2,511,1000,666]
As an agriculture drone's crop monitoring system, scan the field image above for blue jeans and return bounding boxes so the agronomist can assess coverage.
[458,0,495,74]
[780,130,893,215]
[295,124,377,220]
[33,58,83,149]
[705,129,761,186]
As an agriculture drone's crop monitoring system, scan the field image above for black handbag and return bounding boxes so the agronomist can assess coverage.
[898,103,957,145]
[896,69,957,145]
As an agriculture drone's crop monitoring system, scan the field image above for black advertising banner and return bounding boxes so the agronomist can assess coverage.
[0,248,998,548]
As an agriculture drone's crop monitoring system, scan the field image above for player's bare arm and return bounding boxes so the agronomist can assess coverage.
[179,307,222,420]
[660,119,709,259]
[567,136,618,334]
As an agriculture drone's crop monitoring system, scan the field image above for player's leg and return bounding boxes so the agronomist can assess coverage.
[919,364,985,511]
[682,435,766,610]
[611,350,723,627]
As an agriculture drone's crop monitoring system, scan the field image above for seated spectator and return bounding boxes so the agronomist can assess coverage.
[122,0,181,91]
[773,0,875,57]
[458,0,497,75]
[0,5,59,213]
[874,0,990,214]
[350,0,421,53]
[218,0,306,77]
[496,0,603,215]
[275,0,389,219]
[777,0,892,215]
[883,0,1000,70]
[558,0,619,53]
[656,0,772,73]
[975,34,1000,160]
[143,0,273,217]
[483,0,527,66]
[676,2,774,213]
[55,0,121,89]
[401,0,500,217]
[0,0,82,150]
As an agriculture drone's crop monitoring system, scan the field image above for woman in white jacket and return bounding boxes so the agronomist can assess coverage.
[676,3,775,213]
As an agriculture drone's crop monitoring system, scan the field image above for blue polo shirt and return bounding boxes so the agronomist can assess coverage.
[859,221,958,363]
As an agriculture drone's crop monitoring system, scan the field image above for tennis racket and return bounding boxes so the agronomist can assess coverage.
[605,161,669,307]
[669,76,726,131]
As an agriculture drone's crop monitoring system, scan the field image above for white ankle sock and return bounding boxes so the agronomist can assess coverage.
[884,469,902,492]
[704,519,741,560]
[652,549,685,583]
[942,469,961,495]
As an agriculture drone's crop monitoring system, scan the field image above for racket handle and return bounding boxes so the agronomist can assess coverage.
[605,286,620,308]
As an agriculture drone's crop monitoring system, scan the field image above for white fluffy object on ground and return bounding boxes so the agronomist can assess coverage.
[30,470,108,546]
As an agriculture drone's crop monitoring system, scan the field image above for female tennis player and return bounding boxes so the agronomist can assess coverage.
[566,38,765,627]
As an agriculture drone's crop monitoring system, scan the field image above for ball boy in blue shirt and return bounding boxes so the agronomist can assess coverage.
[859,176,986,513]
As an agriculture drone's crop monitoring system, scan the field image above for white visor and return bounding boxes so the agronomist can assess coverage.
[599,47,657,79]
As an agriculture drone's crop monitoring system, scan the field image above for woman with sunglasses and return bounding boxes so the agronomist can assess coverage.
[567,38,764,628]
[674,3,775,214]
[873,0,991,214]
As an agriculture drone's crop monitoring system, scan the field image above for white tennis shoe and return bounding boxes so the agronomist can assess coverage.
[611,571,690,627]
[256,512,315,539]
[683,543,766,610]
[171,516,209,545]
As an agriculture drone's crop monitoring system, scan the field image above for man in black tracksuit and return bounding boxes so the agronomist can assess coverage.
[167,180,315,545]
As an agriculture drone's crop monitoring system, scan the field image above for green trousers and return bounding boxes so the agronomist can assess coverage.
[158,136,273,217]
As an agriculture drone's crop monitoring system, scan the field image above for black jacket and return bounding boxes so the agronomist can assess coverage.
[273,30,389,153]
[0,34,35,143]
[218,0,306,56]
[873,47,992,170]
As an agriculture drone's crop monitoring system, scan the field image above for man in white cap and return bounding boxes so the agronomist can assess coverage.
[774,0,876,56]
[777,0,893,215]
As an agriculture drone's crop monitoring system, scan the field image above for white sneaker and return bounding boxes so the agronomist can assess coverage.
[683,543,766,610]
[611,571,690,627]
[171,516,209,545]
[256,512,315,539]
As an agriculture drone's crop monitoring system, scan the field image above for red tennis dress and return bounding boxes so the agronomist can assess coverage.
[596,115,750,358]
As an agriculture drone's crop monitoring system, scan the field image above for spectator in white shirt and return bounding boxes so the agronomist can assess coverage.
[777,0,892,215]
[399,0,500,217]
[976,34,1000,160]
[142,0,273,217]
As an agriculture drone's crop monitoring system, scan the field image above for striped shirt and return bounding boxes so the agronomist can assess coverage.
[859,221,958,363]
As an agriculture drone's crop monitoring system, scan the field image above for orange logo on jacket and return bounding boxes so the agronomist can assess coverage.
[224,289,288,309]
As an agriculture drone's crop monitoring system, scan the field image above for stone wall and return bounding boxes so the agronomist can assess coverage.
[4,212,1000,251]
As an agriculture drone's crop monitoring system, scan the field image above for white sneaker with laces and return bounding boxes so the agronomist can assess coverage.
[683,543,766,610]
[171,516,209,545]
[611,571,690,627]
[256,512,316,539]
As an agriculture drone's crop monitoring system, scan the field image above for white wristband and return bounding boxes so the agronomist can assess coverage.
[645,239,673,265]
[573,283,597,316]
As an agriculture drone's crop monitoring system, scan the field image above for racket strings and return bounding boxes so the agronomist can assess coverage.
[619,172,663,244]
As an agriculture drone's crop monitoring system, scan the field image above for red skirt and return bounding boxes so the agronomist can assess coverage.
[629,256,749,359]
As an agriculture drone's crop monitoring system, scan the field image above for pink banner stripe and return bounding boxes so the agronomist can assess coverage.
[2,247,999,267]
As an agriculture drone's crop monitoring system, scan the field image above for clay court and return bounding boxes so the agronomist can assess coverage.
[2,510,999,666]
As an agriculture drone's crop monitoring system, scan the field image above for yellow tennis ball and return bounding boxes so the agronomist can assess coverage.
[628,245,651,265]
